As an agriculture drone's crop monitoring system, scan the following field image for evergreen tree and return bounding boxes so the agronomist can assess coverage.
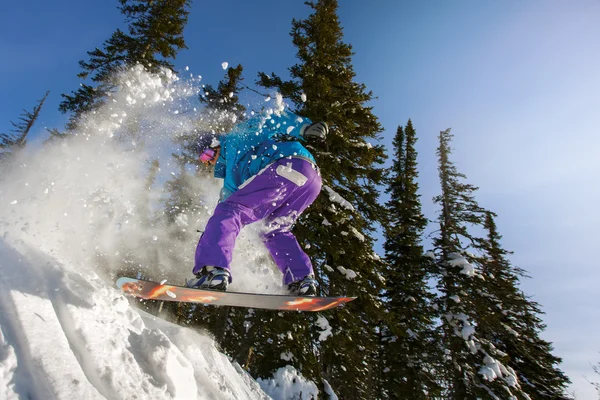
[433,128,536,399]
[382,121,441,398]
[474,212,571,399]
[1,91,49,160]
[256,0,387,397]
[431,129,571,399]
[199,64,246,125]
[59,0,191,127]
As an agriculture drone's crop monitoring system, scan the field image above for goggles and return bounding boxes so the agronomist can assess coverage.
[199,148,216,163]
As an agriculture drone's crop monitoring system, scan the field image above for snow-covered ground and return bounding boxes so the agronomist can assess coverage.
[0,237,271,399]
[0,66,324,399]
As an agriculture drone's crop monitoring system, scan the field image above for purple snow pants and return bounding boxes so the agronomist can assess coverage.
[194,157,322,285]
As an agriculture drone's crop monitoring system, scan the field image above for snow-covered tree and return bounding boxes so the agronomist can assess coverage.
[433,128,522,398]
[430,128,573,399]
[474,212,572,399]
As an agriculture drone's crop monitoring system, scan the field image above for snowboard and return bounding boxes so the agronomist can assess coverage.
[117,277,356,312]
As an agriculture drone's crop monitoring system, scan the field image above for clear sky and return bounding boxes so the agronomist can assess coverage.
[2,0,600,398]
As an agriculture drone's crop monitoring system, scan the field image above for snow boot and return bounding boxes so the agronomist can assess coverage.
[288,274,318,296]
[186,266,230,291]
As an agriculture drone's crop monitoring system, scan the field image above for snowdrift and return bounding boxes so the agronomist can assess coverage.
[0,237,269,399]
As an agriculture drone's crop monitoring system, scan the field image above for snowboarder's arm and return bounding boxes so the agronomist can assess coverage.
[267,112,312,141]
[268,112,327,142]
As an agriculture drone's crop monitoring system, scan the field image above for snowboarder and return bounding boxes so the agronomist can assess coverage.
[188,108,328,296]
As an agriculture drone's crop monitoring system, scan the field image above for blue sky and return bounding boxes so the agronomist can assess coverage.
[2,0,600,397]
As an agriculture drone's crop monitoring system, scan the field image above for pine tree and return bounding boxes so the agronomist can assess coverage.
[256,0,387,397]
[1,91,49,161]
[433,128,479,398]
[474,212,571,399]
[382,121,441,398]
[199,64,246,125]
[433,128,540,399]
[59,0,191,127]
[433,128,502,398]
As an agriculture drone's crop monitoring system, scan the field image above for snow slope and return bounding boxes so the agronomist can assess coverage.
[0,237,269,399]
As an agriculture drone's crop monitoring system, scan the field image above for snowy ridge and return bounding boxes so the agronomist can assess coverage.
[0,237,270,399]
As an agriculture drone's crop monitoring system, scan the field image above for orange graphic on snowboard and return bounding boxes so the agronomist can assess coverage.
[118,277,355,312]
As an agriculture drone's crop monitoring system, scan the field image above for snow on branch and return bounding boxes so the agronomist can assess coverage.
[316,316,333,341]
[323,185,355,212]
[337,266,358,280]
[350,227,365,242]
[447,253,476,277]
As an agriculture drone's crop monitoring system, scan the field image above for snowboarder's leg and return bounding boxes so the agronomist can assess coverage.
[194,158,319,275]
[261,158,322,285]
[194,200,256,274]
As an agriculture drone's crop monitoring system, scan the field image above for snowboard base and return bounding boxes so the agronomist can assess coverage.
[117,277,355,312]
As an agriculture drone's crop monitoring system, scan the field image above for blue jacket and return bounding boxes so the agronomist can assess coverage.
[214,110,316,200]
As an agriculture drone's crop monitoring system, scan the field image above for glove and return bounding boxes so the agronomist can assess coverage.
[301,122,328,141]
